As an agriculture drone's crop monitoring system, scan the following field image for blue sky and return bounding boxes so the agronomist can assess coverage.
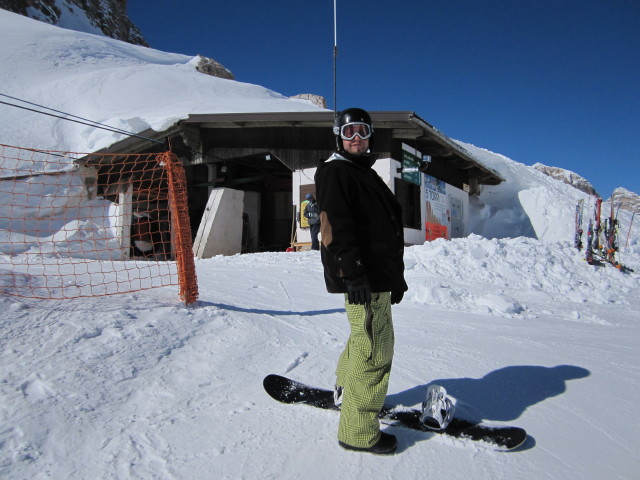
[127,1,639,198]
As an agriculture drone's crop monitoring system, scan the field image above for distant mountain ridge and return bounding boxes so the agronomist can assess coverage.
[0,0,147,45]
[532,162,638,212]
[611,188,640,214]
[532,163,599,197]
[1,0,236,80]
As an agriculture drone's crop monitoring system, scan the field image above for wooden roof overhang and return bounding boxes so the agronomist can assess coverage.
[179,111,504,186]
[87,111,504,187]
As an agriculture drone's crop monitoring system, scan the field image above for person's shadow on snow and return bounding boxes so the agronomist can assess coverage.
[386,364,590,423]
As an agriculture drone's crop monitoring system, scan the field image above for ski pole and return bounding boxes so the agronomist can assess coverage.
[626,212,635,250]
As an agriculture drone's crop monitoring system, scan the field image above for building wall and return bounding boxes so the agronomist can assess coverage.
[423,174,470,241]
[293,157,469,247]
[293,168,317,246]
[445,182,470,238]
[193,188,245,258]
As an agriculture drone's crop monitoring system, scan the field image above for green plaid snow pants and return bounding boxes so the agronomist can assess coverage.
[336,292,395,448]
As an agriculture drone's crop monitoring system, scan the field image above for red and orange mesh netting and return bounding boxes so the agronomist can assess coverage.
[0,144,198,304]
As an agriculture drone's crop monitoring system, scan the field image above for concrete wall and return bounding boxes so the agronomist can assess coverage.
[445,182,469,238]
[193,187,244,258]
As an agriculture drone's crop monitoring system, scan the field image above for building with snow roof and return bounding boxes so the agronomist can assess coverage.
[91,111,503,256]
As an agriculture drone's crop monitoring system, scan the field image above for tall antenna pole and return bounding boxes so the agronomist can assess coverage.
[333,0,338,117]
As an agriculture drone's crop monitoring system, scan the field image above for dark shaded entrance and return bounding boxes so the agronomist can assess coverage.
[186,151,293,252]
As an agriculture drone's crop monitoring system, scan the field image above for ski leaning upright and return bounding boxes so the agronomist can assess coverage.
[574,199,584,250]
[585,197,602,265]
[603,200,620,265]
[584,196,632,272]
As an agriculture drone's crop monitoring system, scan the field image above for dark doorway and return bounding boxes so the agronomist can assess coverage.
[186,152,293,252]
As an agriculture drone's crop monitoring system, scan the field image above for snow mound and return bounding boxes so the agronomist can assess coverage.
[405,235,639,314]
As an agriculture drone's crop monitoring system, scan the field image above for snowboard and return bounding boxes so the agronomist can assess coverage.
[263,374,528,451]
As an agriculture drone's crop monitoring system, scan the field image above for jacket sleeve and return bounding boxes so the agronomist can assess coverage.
[316,164,366,280]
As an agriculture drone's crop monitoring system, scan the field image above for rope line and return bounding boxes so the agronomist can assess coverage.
[1,94,164,144]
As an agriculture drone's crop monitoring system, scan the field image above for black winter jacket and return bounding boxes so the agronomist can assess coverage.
[303,200,321,225]
[315,152,408,294]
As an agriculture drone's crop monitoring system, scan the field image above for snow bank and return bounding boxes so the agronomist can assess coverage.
[458,141,625,243]
[0,171,120,259]
[405,235,638,318]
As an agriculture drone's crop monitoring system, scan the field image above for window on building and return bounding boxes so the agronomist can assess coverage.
[394,178,421,229]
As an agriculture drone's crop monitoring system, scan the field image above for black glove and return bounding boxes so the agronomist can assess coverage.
[344,276,372,305]
[391,290,404,305]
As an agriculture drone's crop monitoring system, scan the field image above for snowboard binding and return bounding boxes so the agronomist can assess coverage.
[419,384,455,431]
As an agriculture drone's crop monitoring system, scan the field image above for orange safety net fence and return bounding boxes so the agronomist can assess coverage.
[0,144,198,304]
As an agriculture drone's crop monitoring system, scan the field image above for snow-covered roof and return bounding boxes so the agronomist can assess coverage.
[99,110,504,187]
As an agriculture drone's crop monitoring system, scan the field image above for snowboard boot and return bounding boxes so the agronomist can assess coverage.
[333,385,343,408]
[339,431,397,455]
[420,384,455,431]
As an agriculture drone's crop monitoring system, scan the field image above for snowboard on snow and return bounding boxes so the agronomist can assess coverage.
[263,374,528,451]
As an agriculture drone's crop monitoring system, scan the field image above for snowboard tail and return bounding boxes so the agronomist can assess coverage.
[263,374,528,451]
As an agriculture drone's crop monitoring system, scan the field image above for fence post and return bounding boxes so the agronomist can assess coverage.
[160,151,199,305]
[115,184,133,259]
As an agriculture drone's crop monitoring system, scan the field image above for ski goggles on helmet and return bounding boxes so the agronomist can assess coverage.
[339,122,372,141]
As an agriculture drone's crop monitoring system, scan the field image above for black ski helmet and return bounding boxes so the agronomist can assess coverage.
[333,108,374,151]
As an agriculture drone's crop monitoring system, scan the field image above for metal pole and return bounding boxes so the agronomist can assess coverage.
[333,0,338,116]
[625,212,635,249]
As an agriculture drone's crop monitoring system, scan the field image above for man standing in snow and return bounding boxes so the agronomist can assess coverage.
[303,193,321,250]
[315,108,407,455]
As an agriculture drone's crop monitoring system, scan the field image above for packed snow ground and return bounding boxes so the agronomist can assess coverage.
[2,9,640,480]
[2,238,639,479]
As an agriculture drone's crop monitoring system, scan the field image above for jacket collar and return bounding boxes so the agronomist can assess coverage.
[327,151,378,169]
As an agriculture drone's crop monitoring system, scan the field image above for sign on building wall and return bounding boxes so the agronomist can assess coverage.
[424,174,448,241]
[401,144,422,186]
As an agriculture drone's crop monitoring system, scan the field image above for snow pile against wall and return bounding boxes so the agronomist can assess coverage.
[458,141,599,242]
[0,171,120,259]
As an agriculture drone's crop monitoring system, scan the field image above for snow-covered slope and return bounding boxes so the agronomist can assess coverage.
[0,9,323,157]
[457,141,636,243]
